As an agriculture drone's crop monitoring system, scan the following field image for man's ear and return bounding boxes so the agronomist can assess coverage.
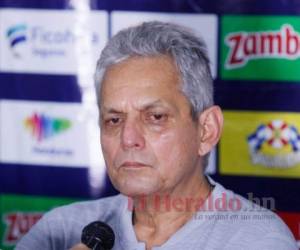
[197,105,223,156]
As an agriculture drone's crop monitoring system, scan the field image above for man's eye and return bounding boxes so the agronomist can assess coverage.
[148,113,168,123]
[105,117,121,125]
[153,114,164,120]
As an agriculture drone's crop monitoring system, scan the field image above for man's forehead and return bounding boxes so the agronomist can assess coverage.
[102,55,180,82]
[99,55,186,114]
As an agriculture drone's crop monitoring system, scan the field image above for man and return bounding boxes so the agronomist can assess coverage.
[16,21,297,250]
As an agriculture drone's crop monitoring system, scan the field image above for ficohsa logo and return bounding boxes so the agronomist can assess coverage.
[3,212,43,245]
[5,22,99,59]
[6,23,27,58]
[225,24,300,69]
[247,119,300,168]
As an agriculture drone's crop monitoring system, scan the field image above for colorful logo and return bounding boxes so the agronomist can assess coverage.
[6,24,27,57]
[3,212,43,245]
[247,120,300,168]
[24,113,71,142]
[221,16,300,81]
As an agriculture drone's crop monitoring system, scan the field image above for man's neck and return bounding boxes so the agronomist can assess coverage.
[132,176,212,249]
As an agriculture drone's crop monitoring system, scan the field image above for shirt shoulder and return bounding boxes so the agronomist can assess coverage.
[15,194,127,250]
[48,193,126,222]
[209,179,298,250]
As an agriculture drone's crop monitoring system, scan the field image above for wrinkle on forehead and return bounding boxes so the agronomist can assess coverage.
[100,55,185,114]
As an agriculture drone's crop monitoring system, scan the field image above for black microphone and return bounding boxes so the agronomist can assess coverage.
[81,221,115,250]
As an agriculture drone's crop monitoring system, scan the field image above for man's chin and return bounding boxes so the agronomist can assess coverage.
[117,185,158,198]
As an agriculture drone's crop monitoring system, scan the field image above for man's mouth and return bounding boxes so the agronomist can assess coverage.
[120,161,148,168]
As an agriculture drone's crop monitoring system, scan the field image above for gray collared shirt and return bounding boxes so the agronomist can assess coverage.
[16,178,298,250]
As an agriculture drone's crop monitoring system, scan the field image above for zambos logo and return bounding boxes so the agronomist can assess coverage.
[221,16,300,81]
[6,24,27,57]
[247,120,300,168]
[24,113,71,142]
[225,25,300,69]
[3,212,43,245]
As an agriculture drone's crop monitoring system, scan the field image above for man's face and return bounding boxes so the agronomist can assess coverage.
[100,56,203,197]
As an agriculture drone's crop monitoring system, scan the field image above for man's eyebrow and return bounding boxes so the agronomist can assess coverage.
[101,107,123,114]
[140,100,167,110]
[101,100,169,114]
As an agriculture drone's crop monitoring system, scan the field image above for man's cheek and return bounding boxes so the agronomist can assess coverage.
[102,143,116,160]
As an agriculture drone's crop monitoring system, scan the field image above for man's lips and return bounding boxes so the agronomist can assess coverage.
[120,161,148,168]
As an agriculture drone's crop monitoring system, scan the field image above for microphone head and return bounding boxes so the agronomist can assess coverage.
[81,221,115,250]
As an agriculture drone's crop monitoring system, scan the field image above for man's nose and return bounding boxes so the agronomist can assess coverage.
[121,119,145,150]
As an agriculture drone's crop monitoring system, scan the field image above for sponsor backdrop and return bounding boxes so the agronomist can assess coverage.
[0,0,300,249]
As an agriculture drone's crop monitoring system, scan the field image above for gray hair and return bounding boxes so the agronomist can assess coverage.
[95,21,214,168]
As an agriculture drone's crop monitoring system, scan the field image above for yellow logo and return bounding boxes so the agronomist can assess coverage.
[220,111,300,178]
